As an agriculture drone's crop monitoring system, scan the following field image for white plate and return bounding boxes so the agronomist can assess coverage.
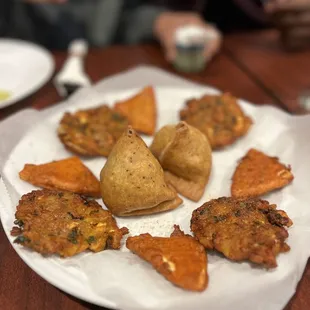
[0,39,54,109]
[1,87,310,310]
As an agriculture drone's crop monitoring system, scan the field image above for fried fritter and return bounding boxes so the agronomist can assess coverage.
[191,197,292,268]
[19,157,101,198]
[114,86,156,135]
[58,105,128,157]
[180,93,252,149]
[126,225,208,291]
[11,190,128,257]
[231,148,294,198]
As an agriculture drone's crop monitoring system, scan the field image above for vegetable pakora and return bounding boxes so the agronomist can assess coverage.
[126,225,208,291]
[191,197,292,268]
[19,157,101,198]
[231,148,294,198]
[180,93,252,149]
[58,105,128,157]
[11,190,128,257]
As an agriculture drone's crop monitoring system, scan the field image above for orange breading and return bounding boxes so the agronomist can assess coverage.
[114,86,157,135]
[19,157,101,198]
[231,149,294,198]
[126,225,208,292]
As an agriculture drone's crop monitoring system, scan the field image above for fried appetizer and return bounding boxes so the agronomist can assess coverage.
[150,122,212,201]
[231,149,294,198]
[58,105,128,157]
[126,225,208,291]
[191,197,292,268]
[19,157,101,198]
[100,127,182,216]
[180,93,252,149]
[10,190,128,257]
[114,86,156,135]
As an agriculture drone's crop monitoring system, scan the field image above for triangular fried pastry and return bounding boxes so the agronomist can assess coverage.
[231,148,294,198]
[19,157,101,198]
[100,127,182,216]
[150,122,212,201]
[126,225,208,291]
[114,86,156,135]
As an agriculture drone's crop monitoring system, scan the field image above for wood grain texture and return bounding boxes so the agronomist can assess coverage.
[224,30,310,114]
[0,44,280,121]
[0,41,309,310]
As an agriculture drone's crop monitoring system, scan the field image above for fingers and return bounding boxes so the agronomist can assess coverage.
[154,12,221,63]
[161,32,177,62]
[204,36,222,61]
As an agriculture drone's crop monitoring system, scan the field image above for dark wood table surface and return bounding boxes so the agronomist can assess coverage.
[0,30,309,310]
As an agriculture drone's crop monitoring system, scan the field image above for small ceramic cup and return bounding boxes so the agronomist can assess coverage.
[173,25,220,73]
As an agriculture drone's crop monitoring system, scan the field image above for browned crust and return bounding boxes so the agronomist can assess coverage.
[126,227,208,291]
[180,93,253,149]
[58,105,128,157]
[231,148,294,198]
[11,189,128,257]
[191,197,292,268]
[19,157,101,198]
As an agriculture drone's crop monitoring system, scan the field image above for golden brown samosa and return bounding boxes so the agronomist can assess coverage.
[19,157,101,198]
[100,127,183,216]
[150,122,212,202]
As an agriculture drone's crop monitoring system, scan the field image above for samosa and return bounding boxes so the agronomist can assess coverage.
[100,127,183,216]
[150,122,212,202]
[19,157,101,198]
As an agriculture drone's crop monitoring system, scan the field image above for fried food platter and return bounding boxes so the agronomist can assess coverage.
[0,86,309,310]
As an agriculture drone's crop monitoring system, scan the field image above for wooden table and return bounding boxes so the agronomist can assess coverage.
[224,30,310,114]
[0,30,309,310]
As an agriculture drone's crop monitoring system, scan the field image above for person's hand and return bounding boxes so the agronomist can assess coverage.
[264,0,310,49]
[154,12,222,62]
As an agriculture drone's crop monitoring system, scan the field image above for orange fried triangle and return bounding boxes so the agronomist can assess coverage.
[114,86,156,135]
[19,157,101,198]
[126,225,208,291]
[231,148,294,198]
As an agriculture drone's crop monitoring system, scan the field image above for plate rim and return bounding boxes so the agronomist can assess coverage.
[0,86,307,310]
[0,39,55,109]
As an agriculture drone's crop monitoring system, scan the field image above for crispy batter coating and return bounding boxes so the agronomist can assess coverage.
[231,149,294,198]
[191,197,292,268]
[58,105,128,157]
[11,190,128,257]
[19,157,101,198]
[126,225,208,291]
[114,86,157,136]
[180,93,252,149]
